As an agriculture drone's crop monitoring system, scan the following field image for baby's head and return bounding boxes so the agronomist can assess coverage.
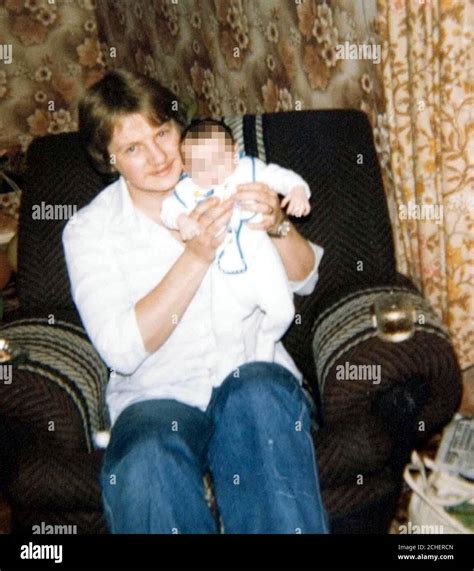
[181,118,239,188]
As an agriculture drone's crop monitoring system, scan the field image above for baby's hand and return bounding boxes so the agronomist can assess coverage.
[177,213,202,241]
[281,186,311,217]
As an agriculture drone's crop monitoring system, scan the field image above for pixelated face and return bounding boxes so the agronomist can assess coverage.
[108,113,183,198]
[181,129,238,188]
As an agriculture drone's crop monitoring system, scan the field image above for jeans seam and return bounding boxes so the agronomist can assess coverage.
[102,488,116,533]
[297,396,329,534]
[303,411,329,533]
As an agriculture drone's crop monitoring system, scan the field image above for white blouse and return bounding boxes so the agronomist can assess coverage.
[62,176,324,426]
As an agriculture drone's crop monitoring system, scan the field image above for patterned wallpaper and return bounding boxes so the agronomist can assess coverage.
[0,0,105,151]
[95,0,382,121]
[0,0,383,155]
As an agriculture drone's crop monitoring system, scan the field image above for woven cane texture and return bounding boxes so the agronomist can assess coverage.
[322,465,400,521]
[7,447,103,512]
[313,331,461,526]
[312,285,461,433]
[315,421,394,487]
[0,369,87,454]
[322,330,460,427]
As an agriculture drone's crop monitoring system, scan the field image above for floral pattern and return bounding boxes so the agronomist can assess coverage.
[95,1,382,117]
[376,0,473,368]
[0,0,105,151]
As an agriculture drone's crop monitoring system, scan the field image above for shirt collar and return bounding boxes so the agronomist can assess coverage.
[112,176,147,236]
[115,176,181,241]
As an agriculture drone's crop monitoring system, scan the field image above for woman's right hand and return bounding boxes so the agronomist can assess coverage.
[185,197,234,263]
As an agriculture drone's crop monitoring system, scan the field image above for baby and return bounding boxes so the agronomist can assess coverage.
[161,118,311,274]
[160,116,313,374]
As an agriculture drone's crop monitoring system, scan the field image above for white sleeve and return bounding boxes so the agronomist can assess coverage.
[252,238,296,361]
[253,157,311,198]
[288,241,324,296]
[161,192,188,230]
[62,217,151,375]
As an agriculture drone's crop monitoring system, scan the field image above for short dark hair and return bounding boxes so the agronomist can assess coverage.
[79,70,187,174]
[181,118,235,145]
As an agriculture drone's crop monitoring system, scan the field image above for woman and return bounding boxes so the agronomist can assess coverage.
[63,69,329,534]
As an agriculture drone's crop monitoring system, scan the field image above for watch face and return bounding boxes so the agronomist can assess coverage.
[267,216,290,238]
[280,219,291,236]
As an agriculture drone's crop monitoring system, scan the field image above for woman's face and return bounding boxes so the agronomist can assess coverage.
[107,113,183,197]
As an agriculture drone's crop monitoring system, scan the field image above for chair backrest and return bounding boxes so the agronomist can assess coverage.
[239,111,397,385]
[17,131,111,324]
[247,110,396,304]
[17,110,396,343]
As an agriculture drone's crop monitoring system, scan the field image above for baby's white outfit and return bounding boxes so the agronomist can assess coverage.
[162,154,311,274]
[161,154,312,367]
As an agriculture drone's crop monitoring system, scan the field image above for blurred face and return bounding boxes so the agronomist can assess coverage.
[182,131,238,188]
[108,113,183,199]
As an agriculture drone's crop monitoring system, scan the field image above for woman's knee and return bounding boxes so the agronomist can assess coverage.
[102,402,212,484]
[207,362,314,440]
[230,362,300,397]
[237,361,296,382]
[102,430,164,481]
[101,429,204,499]
[217,361,305,414]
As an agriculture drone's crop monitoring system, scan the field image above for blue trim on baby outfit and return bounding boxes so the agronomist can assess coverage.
[217,219,248,274]
[217,155,259,275]
[173,189,187,208]
[195,188,215,204]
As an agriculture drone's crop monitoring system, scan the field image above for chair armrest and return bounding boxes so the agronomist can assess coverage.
[312,284,462,441]
[0,413,104,513]
[0,317,110,452]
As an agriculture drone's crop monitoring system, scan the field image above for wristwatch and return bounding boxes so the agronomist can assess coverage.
[268,214,291,238]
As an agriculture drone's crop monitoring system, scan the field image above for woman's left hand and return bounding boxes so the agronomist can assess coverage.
[233,182,285,233]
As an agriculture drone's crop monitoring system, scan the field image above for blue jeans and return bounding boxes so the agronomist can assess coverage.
[100,362,330,534]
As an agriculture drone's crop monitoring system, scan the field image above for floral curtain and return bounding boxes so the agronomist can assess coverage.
[376,0,473,368]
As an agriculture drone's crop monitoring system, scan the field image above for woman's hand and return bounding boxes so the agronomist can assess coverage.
[234,183,316,282]
[185,197,234,263]
[233,182,285,233]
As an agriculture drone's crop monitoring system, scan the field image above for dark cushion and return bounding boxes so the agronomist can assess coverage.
[252,110,396,295]
[18,132,113,319]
